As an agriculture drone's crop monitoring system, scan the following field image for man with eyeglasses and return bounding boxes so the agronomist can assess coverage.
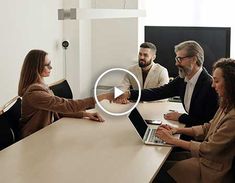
[117,40,218,130]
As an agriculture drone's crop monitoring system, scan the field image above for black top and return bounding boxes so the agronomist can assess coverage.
[130,68,219,127]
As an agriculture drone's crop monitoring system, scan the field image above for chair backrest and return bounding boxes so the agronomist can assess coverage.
[232,157,235,180]
[49,79,73,99]
[0,97,21,149]
[0,114,14,150]
[3,98,22,141]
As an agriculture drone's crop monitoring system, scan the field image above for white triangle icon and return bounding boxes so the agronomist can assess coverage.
[114,87,124,99]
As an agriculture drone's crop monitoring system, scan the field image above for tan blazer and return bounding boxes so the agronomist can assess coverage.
[168,108,235,183]
[121,63,169,90]
[20,83,95,138]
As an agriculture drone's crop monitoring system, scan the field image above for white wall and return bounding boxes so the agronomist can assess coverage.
[90,0,140,96]
[91,18,138,85]
[63,0,142,98]
[63,0,93,99]
[92,0,137,9]
[145,0,235,58]
[0,0,64,105]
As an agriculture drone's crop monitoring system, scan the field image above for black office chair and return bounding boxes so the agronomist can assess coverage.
[0,97,21,150]
[0,114,14,150]
[49,79,73,99]
[232,157,235,181]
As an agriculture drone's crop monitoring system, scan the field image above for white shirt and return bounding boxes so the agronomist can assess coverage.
[184,67,203,113]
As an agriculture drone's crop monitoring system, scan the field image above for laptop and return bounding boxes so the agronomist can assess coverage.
[128,108,172,146]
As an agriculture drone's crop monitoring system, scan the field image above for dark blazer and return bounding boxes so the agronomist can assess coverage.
[130,68,218,127]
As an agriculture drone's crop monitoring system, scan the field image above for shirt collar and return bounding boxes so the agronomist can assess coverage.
[184,67,203,85]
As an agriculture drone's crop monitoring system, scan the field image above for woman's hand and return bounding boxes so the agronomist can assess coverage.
[156,126,177,145]
[164,111,182,121]
[97,93,114,102]
[159,124,178,135]
[83,112,104,122]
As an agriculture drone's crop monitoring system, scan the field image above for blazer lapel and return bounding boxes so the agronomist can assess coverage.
[135,67,143,88]
[181,81,187,109]
[189,69,207,112]
[143,64,155,88]
[205,108,227,140]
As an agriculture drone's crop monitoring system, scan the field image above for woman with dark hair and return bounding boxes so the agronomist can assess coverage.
[155,58,235,182]
[18,50,111,138]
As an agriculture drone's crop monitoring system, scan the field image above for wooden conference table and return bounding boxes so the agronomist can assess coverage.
[0,101,185,183]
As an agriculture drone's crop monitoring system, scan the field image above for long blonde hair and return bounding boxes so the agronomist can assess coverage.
[18,49,48,96]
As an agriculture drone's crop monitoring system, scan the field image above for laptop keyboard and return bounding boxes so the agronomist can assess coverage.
[150,130,165,144]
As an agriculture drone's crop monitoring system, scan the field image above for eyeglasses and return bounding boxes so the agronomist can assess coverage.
[44,63,52,69]
[175,56,192,63]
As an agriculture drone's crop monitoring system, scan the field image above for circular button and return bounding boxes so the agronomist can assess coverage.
[94,68,141,116]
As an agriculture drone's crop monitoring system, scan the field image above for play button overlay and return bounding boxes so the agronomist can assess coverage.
[114,87,124,99]
[94,68,141,116]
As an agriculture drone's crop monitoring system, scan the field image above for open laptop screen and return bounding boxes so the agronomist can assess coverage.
[128,108,148,139]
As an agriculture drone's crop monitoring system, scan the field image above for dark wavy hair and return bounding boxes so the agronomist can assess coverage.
[213,58,235,112]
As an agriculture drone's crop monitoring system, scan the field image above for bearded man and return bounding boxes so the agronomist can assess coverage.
[121,42,169,90]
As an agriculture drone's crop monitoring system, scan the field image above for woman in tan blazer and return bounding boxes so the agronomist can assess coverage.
[18,50,112,138]
[155,58,235,183]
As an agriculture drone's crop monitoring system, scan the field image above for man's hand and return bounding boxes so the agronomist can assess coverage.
[164,111,182,121]
[113,91,130,104]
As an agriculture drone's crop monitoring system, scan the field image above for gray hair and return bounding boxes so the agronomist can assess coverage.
[175,40,204,66]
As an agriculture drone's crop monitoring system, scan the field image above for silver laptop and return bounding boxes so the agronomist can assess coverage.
[128,108,172,146]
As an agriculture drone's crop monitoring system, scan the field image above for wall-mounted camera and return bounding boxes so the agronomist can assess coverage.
[62,40,69,49]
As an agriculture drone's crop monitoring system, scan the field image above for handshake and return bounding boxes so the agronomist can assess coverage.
[97,91,131,104]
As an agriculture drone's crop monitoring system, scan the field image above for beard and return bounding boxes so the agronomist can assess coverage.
[138,59,152,68]
[178,65,192,78]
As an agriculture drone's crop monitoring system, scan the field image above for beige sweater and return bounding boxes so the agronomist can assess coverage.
[168,108,235,183]
[121,62,169,90]
[20,83,95,138]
